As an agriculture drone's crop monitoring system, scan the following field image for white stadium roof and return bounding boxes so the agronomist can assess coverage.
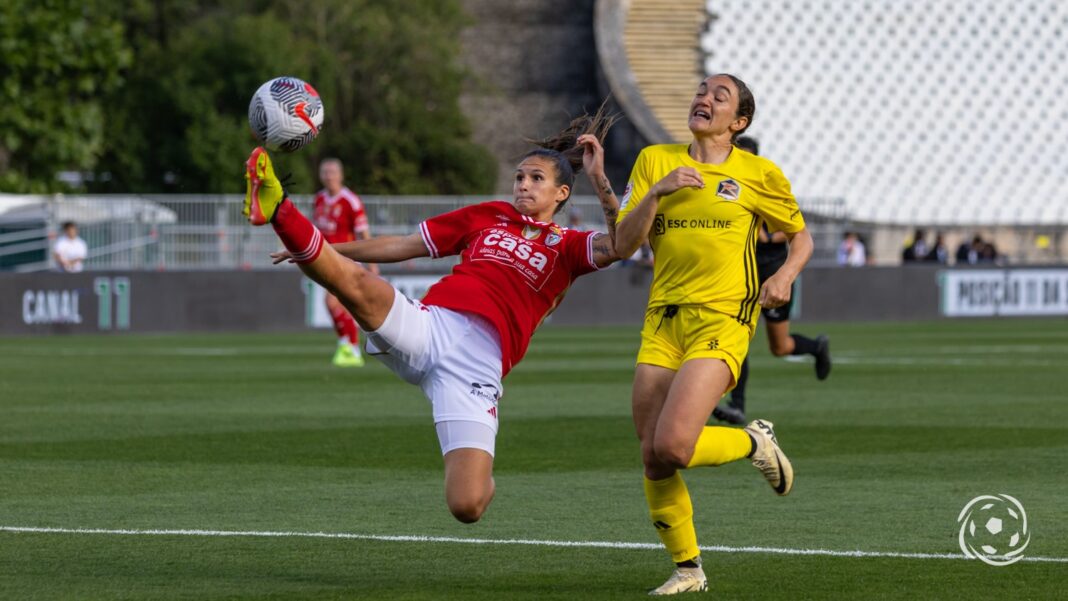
[702,0,1068,225]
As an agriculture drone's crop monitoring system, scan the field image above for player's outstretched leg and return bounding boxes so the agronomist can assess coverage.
[766,321,832,381]
[743,419,794,495]
[243,147,394,331]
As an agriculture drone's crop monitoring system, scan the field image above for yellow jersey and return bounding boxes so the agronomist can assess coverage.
[617,144,806,328]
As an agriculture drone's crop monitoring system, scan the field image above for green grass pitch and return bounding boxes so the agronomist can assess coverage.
[0,319,1065,599]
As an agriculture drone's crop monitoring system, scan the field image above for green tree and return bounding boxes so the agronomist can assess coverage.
[0,0,131,192]
[91,0,494,194]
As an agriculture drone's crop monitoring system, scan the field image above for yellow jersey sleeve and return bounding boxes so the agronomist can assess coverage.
[616,147,653,224]
[744,162,806,235]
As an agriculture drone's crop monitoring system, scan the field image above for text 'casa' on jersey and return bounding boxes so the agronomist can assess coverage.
[617,144,805,328]
[419,201,600,376]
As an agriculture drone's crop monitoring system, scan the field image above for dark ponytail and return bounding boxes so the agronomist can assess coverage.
[524,100,619,214]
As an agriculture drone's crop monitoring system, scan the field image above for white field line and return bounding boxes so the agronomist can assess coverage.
[2,526,1065,564]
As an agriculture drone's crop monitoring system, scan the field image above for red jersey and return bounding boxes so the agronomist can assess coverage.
[313,187,369,244]
[419,201,600,376]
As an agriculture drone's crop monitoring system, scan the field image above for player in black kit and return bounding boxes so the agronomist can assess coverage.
[712,136,832,425]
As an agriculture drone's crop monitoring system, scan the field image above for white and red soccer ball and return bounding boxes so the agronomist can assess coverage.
[248,76,324,152]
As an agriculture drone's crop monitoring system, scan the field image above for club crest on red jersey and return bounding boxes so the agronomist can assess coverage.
[545,225,563,246]
[716,179,741,200]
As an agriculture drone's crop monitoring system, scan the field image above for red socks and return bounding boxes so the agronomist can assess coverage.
[329,304,360,345]
[272,199,324,264]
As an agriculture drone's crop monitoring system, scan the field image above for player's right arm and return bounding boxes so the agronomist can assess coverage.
[614,150,704,258]
[272,234,429,264]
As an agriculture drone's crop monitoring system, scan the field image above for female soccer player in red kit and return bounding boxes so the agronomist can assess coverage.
[247,111,621,523]
[312,158,377,367]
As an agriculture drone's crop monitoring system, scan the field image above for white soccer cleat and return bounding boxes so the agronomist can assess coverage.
[744,419,794,495]
[649,565,708,595]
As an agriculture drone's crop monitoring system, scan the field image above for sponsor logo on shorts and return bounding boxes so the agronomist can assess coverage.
[469,382,501,403]
[471,228,559,291]
[707,339,719,350]
[716,178,741,200]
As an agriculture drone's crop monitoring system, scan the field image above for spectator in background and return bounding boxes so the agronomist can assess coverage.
[980,240,999,263]
[956,235,983,265]
[836,231,866,267]
[902,229,928,262]
[53,221,88,272]
[925,232,949,264]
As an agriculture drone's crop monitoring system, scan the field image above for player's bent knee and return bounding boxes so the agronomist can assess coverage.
[447,496,487,524]
[653,439,695,469]
[769,341,792,357]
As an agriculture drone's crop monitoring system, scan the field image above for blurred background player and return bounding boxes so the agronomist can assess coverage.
[52,221,88,273]
[713,136,831,425]
[313,158,378,367]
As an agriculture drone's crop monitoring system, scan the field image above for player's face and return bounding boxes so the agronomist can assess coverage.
[689,75,747,138]
[319,162,343,192]
[65,226,78,239]
[513,157,569,218]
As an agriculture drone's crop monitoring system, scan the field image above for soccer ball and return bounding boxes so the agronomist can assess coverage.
[248,76,324,152]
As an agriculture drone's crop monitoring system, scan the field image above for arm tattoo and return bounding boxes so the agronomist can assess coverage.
[591,234,615,265]
[595,174,619,248]
[590,173,621,267]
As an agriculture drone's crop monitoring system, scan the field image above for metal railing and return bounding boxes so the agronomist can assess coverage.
[0,194,850,271]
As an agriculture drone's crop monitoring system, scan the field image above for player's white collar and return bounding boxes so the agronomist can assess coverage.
[322,187,351,204]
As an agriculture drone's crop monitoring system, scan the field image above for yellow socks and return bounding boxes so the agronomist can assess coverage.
[686,426,753,468]
[644,428,753,563]
[643,473,700,563]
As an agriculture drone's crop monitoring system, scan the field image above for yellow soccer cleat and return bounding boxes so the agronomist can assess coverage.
[744,419,794,496]
[649,564,708,596]
[332,343,365,368]
[243,147,286,225]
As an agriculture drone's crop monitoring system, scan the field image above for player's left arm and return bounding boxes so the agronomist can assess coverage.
[356,228,380,274]
[754,163,812,308]
[758,228,813,308]
[578,133,620,268]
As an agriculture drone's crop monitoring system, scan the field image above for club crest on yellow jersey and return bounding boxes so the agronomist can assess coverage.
[716,179,741,201]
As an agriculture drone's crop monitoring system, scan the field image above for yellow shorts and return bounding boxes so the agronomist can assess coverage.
[636,305,753,387]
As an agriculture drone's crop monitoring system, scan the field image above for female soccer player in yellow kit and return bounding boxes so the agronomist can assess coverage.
[615,74,814,595]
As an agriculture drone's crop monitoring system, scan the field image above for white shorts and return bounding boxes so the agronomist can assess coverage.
[365,288,503,456]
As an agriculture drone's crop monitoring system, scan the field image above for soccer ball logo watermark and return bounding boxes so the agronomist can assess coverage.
[957,494,1030,566]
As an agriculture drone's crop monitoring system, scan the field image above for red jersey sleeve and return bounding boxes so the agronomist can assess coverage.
[419,204,486,258]
[347,193,370,235]
[561,229,600,277]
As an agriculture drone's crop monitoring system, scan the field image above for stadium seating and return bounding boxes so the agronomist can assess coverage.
[595,0,1068,230]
